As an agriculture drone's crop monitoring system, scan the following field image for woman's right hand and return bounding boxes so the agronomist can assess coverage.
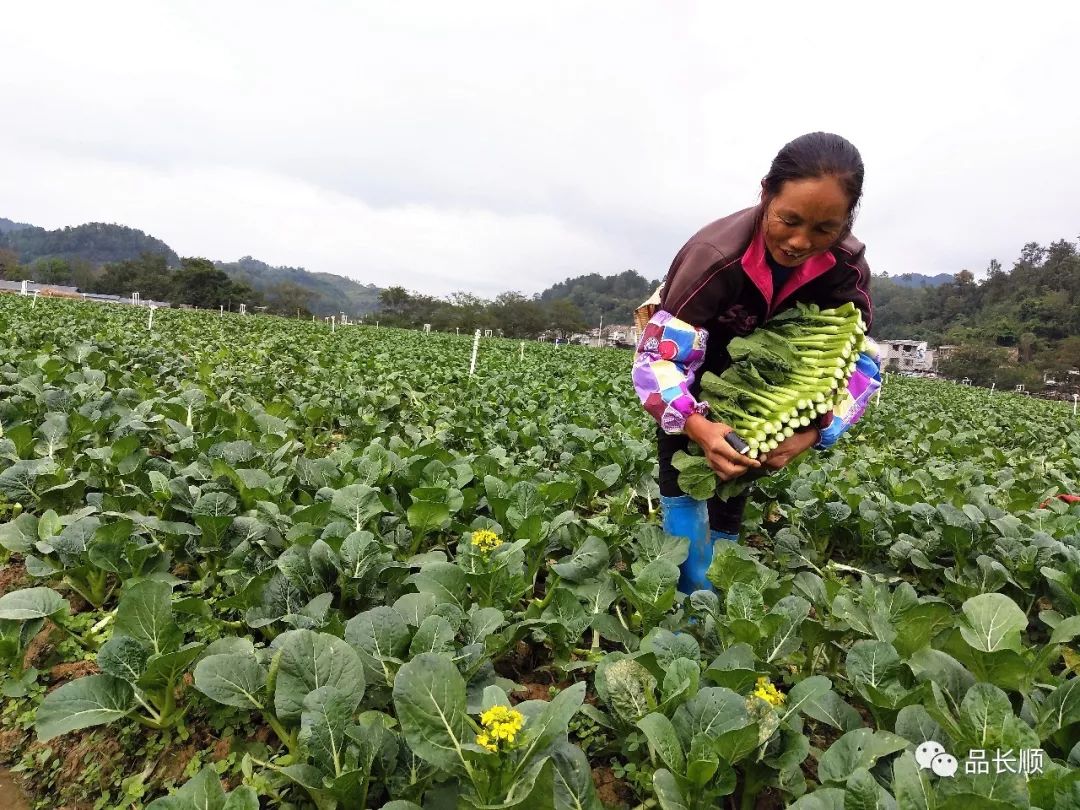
[684,413,761,481]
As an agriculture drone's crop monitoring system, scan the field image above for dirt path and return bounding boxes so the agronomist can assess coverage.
[0,769,30,810]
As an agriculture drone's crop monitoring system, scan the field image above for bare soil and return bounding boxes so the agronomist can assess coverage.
[0,769,30,810]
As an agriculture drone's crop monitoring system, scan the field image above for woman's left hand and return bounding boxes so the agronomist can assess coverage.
[761,428,820,471]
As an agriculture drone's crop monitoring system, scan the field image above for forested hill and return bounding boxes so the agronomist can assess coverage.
[0,217,33,234]
[0,218,382,316]
[884,272,953,288]
[0,222,181,266]
[868,239,1080,387]
[215,256,381,316]
[537,269,661,324]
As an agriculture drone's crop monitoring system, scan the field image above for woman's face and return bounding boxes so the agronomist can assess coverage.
[762,175,851,267]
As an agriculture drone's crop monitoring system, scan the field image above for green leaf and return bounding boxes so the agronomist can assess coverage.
[598,657,656,724]
[193,653,268,710]
[672,687,750,746]
[894,705,944,748]
[1050,615,1080,645]
[406,500,451,538]
[513,682,587,784]
[640,629,700,668]
[671,452,716,501]
[114,579,181,656]
[506,481,544,528]
[780,676,832,724]
[816,728,908,784]
[550,536,609,583]
[331,484,386,530]
[551,740,602,810]
[844,767,895,810]
[652,769,689,810]
[393,592,438,626]
[0,587,67,621]
[759,595,811,663]
[468,607,506,644]
[345,606,412,686]
[893,602,954,657]
[409,562,467,609]
[959,682,1012,749]
[801,689,864,732]
[221,787,259,810]
[686,733,720,787]
[221,786,259,810]
[274,630,366,723]
[892,751,932,810]
[300,686,361,778]
[392,652,473,773]
[958,593,1027,653]
[35,674,134,741]
[138,642,205,692]
[98,635,151,685]
[636,713,685,773]
[144,765,226,809]
[0,513,38,553]
[408,614,456,657]
[1038,677,1080,737]
[846,640,902,693]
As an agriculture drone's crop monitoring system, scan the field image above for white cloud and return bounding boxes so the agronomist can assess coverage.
[1,0,1079,295]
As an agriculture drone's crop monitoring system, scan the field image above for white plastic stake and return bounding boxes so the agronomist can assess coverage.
[331,315,336,333]
[990,382,995,396]
[469,329,481,376]
[220,305,224,317]
[148,305,156,330]
[1074,394,1078,417]
[31,290,39,307]
[519,341,524,362]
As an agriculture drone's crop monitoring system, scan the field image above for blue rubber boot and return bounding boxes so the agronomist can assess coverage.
[661,494,711,594]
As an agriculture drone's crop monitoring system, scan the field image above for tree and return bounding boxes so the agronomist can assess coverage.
[171,258,256,309]
[490,292,547,338]
[264,282,315,317]
[546,299,588,337]
[0,248,26,280]
[92,253,174,300]
[378,286,412,317]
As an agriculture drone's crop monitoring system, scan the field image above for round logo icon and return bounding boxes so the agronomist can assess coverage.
[930,753,958,778]
[915,741,945,770]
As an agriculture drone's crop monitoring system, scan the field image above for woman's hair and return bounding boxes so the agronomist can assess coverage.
[761,132,865,221]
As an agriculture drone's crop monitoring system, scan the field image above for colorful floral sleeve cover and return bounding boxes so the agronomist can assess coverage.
[632,310,709,434]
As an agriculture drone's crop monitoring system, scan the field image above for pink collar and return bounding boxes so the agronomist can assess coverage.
[741,227,837,317]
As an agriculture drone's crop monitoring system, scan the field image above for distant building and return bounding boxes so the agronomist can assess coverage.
[879,340,936,372]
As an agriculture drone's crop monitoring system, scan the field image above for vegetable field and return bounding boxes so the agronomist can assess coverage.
[3,295,1080,810]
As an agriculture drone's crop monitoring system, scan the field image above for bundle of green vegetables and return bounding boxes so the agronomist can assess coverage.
[673,301,866,499]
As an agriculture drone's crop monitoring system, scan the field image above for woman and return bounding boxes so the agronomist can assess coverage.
[632,132,879,593]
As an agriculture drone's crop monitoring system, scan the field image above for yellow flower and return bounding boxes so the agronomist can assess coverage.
[753,676,786,707]
[477,705,525,752]
[471,529,503,554]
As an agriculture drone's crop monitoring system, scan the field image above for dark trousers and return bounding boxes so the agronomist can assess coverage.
[657,427,747,535]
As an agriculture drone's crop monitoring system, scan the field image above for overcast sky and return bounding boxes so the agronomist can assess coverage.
[2,2,1078,297]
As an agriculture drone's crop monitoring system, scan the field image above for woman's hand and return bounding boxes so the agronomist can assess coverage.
[684,413,761,481]
[761,428,820,470]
